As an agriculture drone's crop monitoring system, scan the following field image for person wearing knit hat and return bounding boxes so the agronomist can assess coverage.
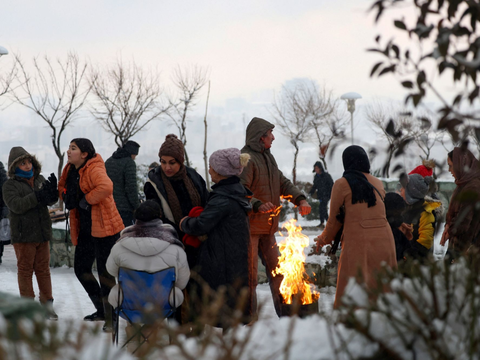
[408,159,435,178]
[180,148,253,329]
[105,140,141,227]
[144,133,209,325]
[106,200,189,349]
[400,173,443,259]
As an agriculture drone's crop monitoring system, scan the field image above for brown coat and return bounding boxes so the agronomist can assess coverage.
[317,174,397,309]
[58,154,124,245]
[239,117,305,235]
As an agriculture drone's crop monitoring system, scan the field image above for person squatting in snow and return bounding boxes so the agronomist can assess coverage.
[180,148,253,330]
[58,138,125,332]
[2,147,59,319]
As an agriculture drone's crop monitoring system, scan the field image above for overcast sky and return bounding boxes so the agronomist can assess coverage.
[0,0,407,104]
[0,1,461,181]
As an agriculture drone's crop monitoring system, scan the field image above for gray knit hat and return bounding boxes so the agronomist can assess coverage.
[209,148,250,177]
[404,173,433,205]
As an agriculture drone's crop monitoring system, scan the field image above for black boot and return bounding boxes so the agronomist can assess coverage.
[102,297,115,332]
[84,295,105,321]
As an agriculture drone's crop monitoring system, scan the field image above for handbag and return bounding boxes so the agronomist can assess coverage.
[0,218,11,241]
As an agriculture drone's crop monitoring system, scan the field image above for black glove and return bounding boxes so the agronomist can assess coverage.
[79,196,90,211]
[35,187,51,206]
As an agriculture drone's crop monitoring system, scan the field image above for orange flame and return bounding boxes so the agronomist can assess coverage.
[273,219,319,305]
[267,195,293,225]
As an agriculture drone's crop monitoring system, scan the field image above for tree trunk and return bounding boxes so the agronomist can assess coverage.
[293,142,299,220]
[203,81,211,189]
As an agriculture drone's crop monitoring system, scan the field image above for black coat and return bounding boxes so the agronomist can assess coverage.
[0,162,8,218]
[310,172,334,203]
[181,176,252,326]
[144,166,209,238]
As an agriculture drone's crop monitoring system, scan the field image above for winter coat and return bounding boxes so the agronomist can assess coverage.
[144,166,209,238]
[317,174,397,309]
[239,117,305,235]
[309,171,334,203]
[2,148,56,244]
[105,148,139,214]
[58,154,125,245]
[0,161,8,219]
[403,196,442,257]
[106,218,190,307]
[181,176,252,326]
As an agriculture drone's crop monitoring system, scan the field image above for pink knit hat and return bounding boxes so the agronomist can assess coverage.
[209,148,249,177]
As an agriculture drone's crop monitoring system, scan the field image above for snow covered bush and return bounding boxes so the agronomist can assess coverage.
[334,253,480,360]
[0,314,133,360]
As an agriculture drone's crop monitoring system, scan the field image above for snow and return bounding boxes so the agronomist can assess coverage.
[0,216,449,359]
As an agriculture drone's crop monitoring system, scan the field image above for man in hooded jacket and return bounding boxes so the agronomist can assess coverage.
[239,117,311,318]
[105,141,140,227]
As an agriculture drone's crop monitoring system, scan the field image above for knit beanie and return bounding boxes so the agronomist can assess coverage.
[404,173,433,205]
[408,159,435,177]
[159,134,184,164]
[209,148,250,177]
[134,200,161,222]
[123,140,140,156]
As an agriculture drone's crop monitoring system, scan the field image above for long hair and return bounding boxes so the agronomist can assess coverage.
[71,138,96,161]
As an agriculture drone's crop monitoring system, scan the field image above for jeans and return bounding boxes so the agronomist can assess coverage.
[248,234,284,317]
[74,231,119,315]
[13,242,53,302]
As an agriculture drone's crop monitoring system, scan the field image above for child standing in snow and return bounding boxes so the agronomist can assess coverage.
[2,147,59,319]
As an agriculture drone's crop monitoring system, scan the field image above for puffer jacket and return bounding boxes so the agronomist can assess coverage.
[239,117,305,234]
[403,196,443,257]
[58,154,124,245]
[105,148,139,214]
[2,148,56,244]
[0,161,8,218]
[106,218,190,307]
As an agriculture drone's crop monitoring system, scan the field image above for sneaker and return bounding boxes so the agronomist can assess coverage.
[84,311,105,321]
[44,300,58,321]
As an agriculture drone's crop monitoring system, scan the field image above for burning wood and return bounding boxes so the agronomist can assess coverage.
[267,195,293,225]
[273,219,319,305]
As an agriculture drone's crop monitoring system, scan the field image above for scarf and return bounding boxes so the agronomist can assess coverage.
[342,145,377,207]
[15,168,33,179]
[160,165,202,225]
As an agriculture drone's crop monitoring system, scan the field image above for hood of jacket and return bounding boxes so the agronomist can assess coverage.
[245,117,275,153]
[211,177,252,214]
[7,147,42,179]
[119,218,183,256]
[111,147,131,159]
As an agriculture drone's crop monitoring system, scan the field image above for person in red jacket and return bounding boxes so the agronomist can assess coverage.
[58,138,124,332]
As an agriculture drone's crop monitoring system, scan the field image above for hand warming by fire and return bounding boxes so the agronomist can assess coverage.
[273,219,319,305]
[267,195,293,225]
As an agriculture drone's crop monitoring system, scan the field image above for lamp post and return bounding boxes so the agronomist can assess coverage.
[340,92,362,145]
[0,46,8,58]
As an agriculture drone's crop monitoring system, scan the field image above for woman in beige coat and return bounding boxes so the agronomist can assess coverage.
[315,145,397,309]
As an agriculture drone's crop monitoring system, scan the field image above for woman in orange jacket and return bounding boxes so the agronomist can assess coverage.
[58,138,124,332]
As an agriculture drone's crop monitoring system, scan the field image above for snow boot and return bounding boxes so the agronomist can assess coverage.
[44,299,58,320]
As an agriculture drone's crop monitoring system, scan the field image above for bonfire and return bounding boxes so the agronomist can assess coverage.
[273,218,319,305]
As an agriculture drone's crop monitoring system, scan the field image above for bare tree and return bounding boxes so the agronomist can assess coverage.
[365,100,416,177]
[203,81,211,189]
[271,80,338,186]
[166,65,208,167]
[10,52,90,180]
[410,109,444,161]
[0,58,17,101]
[89,59,168,147]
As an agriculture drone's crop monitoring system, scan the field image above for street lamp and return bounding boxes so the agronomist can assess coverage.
[0,46,8,57]
[340,92,362,145]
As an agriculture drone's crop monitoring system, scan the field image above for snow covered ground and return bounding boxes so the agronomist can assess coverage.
[0,215,448,359]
